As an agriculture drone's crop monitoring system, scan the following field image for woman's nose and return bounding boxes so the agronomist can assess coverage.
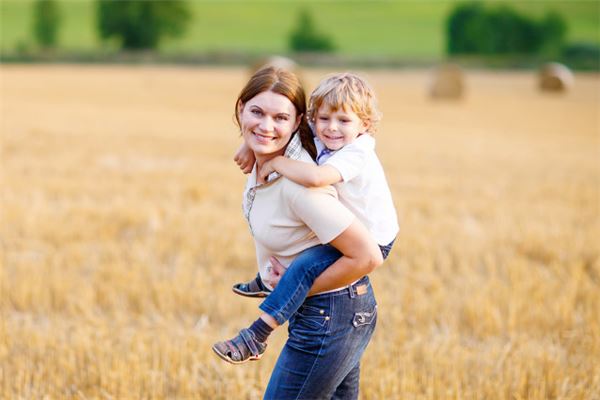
[259,117,274,132]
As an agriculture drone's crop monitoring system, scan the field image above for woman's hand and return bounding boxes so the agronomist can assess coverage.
[234,142,255,174]
[265,256,287,288]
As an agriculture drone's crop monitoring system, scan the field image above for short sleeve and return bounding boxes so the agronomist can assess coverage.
[290,185,354,244]
[324,135,373,182]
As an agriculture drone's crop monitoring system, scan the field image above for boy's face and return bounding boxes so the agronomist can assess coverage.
[314,104,368,151]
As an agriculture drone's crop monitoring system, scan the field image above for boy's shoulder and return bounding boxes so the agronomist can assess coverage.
[352,134,375,149]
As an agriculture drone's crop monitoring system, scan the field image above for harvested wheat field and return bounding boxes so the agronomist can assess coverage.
[1,65,599,399]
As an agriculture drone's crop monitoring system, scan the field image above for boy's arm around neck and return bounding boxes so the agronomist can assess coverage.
[270,156,342,187]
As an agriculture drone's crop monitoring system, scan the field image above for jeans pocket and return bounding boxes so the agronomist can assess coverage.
[294,305,329,331]
[352,305,377,328]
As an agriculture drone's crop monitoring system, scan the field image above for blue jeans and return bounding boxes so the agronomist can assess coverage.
[264,276,378,399]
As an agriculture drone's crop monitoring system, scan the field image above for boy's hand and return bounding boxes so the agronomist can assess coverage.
[234,143,255,174]
[265,256,287,289]
[259,159,277,182]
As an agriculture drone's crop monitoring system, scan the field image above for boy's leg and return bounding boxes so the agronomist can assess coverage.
[259,244,342,325]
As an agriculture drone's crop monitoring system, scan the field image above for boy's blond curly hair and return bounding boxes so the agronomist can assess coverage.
[307,72,382,134]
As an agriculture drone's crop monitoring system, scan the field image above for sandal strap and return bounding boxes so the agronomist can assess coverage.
[239,328,261,357]
[221,336,249,362]
[246,274,267,292]
[223,339,243,361]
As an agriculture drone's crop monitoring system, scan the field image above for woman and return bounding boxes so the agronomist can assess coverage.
[224,67,382,399]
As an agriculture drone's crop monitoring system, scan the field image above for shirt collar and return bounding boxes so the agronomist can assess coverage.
[313,136,337,165]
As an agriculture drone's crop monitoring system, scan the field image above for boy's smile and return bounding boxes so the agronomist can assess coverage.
[314,105,368,151]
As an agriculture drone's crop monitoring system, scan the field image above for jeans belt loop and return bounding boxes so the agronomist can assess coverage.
[348,282,357,299]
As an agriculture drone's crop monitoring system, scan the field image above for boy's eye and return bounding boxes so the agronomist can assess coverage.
[318,116,329,121]
[340,118,351,123]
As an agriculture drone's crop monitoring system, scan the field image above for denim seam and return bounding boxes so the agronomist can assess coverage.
[326,293,334,335]
[296,296,333,399]
[259,257,339,325]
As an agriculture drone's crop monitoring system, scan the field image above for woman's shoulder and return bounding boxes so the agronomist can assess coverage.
[282,177,354,235]
[297,147,318,164]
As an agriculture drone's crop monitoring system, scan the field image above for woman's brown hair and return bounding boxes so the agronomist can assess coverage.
[235,66,317,160]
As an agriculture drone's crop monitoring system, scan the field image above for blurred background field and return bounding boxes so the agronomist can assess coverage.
[1,65,599,398]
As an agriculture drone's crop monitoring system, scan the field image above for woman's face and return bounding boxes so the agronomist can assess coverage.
[238,90,301,160]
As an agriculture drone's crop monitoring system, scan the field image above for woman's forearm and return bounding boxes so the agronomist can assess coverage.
[308,255,373,295]
[308,219,383,295]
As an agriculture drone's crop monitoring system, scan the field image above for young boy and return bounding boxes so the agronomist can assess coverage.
[213,72,398,364]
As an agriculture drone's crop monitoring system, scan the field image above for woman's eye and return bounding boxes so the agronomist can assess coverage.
[251,109,262,116]
[276,116,289,121]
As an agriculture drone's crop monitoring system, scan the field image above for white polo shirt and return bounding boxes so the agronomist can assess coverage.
[315,134,399,245]
[243,147,355,290]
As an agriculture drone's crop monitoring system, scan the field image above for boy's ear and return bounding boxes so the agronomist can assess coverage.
[361,119,371,134]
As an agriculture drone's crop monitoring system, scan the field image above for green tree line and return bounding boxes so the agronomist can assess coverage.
[447,2,566,56]
[32,0,333,52]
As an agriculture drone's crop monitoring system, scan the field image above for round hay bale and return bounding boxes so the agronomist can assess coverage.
[249,56,301,77]
[538,62,574,92]
[429,63,465,100]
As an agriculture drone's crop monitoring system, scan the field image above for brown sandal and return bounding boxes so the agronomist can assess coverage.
[212,328,267,364]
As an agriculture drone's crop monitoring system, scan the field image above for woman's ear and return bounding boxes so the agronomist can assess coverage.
[237,101,244,118]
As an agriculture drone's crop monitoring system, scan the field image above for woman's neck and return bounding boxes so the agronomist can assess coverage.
[255,150,284,171]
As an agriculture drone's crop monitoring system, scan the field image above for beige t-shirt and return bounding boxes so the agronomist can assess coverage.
[243,149,355,290]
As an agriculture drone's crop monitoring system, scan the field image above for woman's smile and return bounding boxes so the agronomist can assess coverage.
[253,132,277,144]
